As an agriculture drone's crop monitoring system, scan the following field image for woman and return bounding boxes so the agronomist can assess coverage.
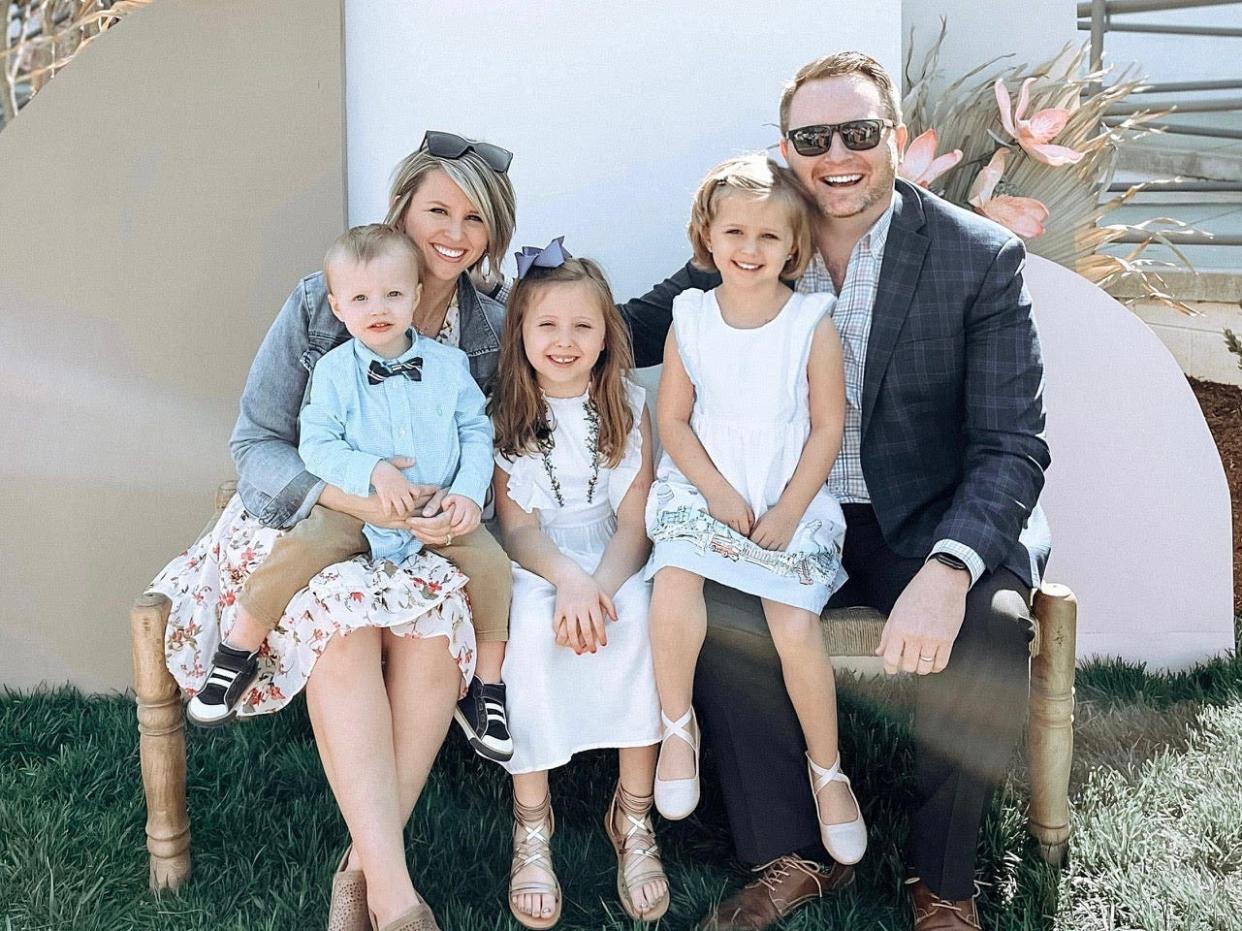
[151,131,515,931]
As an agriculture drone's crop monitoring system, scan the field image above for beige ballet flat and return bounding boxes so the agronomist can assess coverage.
[807,753,868,865]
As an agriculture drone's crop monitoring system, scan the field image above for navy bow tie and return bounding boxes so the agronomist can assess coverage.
[367,357,423,385]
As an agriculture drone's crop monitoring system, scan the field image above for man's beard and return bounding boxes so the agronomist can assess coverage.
[816,158,896,220]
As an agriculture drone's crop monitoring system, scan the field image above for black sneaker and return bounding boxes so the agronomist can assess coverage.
[186,642,259,727]
[453,679,513,763]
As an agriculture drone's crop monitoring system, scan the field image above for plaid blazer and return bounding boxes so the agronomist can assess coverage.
[621,179,1050,588]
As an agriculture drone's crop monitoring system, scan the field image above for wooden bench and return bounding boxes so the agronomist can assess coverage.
[130,481,1076,891]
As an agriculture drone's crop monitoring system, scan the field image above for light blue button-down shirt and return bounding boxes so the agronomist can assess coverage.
[298,330,492,562]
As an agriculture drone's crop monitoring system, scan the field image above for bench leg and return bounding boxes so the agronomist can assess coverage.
[1027,584,1077,867]
[131,592,191,892]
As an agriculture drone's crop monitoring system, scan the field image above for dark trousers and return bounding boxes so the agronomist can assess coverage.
[694,504,1034,900]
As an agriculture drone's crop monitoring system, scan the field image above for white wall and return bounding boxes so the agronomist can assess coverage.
[344,0,901,300]
[902,0,1079,96]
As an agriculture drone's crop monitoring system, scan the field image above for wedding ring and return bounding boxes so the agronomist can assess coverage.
[445,534,453,546]
[918,653,935,662]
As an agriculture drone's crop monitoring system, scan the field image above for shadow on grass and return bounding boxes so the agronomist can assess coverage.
[0,675,1073,931]
[5,619,1239,931]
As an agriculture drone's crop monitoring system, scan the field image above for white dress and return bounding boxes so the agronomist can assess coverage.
[498,382,661,774]
[644,288,848,614]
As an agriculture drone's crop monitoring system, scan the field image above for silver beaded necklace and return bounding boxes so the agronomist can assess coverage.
[537,397,602,508]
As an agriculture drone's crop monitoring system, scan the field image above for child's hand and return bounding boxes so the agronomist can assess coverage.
[370,460,419,518]
[440,494,482,538]
[552,571,615,655]
[706,485,755,536]
[750,503,799,552]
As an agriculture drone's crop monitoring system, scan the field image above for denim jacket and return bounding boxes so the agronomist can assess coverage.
[229,270,505,528]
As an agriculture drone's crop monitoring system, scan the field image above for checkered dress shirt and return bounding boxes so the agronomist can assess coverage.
[795,197,984,583]
[796,199,894,505]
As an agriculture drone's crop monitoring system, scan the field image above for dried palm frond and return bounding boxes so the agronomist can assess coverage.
[903,25,1195,313]
[1,0,153,130]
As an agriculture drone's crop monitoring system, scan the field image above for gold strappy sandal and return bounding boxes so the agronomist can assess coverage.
[604,782,671,923]
[509,793,562,930]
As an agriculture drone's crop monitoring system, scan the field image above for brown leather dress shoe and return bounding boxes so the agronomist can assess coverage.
[906,877,983,930]
[697,855,854,931]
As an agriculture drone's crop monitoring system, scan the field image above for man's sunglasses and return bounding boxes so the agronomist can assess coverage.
[420,130,513,174]
[785,119,895,156]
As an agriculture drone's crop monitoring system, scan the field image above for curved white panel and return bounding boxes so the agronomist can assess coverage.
[1028,255,1234,668]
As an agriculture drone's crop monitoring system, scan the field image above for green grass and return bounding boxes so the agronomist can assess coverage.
[3,635,1241,931]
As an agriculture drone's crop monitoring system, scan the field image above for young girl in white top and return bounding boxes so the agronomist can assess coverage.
[645,155,867,865]
[491,239,668,928]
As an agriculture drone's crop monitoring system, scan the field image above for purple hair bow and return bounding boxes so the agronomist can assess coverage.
[515,236,572,279]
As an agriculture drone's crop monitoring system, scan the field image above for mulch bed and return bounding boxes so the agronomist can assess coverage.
[1188,377,1242,615]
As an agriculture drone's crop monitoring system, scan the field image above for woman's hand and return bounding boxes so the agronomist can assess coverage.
[440,494,482,539]
[319,472,440,531]
[706,485,755,537]
[750,503,799,552]
[552,570,615,655]
[405,489,453,545]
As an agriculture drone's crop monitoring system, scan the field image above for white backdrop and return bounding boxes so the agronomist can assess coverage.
[344,0,902,300]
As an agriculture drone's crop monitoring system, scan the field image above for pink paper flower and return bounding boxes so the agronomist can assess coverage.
[994,78,1084,167]
[898,129,963,187]
[967,149,1050,238]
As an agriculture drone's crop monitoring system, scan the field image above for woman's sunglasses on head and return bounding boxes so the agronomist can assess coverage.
[785,119,895,156]
[420,130,513,174]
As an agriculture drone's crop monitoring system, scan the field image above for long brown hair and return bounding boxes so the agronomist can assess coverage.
[492,258,635,469]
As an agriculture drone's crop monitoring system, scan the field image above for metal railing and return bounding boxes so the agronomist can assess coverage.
[1079,0,1242,141]
[1080,0,1242,258]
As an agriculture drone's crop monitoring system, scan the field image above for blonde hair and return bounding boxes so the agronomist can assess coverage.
[492,258,636,470]
[323,223,421,291]
[687,154,815,280]
[778,51,902,133]
[383,139,517,287]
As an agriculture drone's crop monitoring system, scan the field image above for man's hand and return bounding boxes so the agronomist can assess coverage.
[749,503,799,552]
[440,494,482,539]
[370,460,420,518]
[876,560,970,675]
[706,484,755,536]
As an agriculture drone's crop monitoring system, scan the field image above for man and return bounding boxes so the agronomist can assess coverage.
[621,51,1050,931]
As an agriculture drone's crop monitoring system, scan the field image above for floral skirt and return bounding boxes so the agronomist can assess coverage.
[149,495,476,716]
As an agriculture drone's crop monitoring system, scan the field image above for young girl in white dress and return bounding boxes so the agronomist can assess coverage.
[491,240,669,928]
[645,155,867,865]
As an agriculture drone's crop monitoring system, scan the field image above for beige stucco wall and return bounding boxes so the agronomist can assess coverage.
[0,0,346,691]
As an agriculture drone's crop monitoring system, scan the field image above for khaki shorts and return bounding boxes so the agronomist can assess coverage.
[239,505,511,642]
